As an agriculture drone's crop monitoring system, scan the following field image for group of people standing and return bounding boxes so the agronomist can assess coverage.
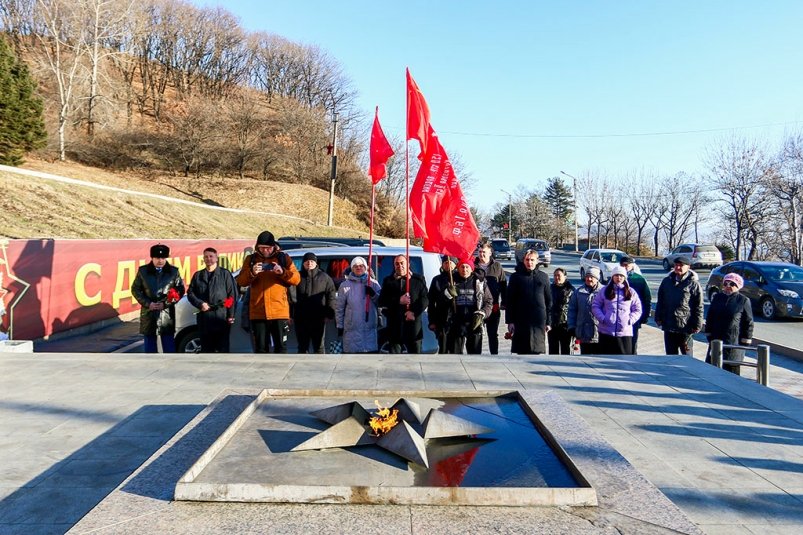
[130,232,754,374]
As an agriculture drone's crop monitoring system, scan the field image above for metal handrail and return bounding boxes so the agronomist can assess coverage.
[709,339,770,386]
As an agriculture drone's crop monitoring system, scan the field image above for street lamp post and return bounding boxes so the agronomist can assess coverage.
[501,189,512,243]
[326,99,338,227]
[560,171,579,252]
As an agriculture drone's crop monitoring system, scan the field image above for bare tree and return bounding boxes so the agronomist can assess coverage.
[81,0,134,137]
[627,172,659,255]
[658,172,703,251]
[34,0,89,160]
[772,132,803,264]
[704,136,773,260]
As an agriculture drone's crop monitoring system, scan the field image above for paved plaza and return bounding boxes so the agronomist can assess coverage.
[1,324,802,534]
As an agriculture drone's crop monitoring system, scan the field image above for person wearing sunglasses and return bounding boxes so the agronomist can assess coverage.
[704,273,754,374]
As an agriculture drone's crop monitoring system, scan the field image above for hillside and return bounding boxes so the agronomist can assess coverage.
[0,159,374,240]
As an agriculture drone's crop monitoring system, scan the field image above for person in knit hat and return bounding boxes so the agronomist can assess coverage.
[236,231,300,353]
[292,252,336,354]
[704,273,753,374]
[444,257,492,354]
[568,266,603,354]
[591,265,642,355]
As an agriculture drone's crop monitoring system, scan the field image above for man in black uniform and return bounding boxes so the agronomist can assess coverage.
[187,247,236,352]
[379,255,429,353]
[132,243,185,353]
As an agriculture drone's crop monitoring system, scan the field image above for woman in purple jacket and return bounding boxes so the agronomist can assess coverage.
[592,265,642,354]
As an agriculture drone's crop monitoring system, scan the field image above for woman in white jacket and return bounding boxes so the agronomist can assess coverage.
[335,257,381,353]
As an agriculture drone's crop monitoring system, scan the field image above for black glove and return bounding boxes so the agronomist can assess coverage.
[365,286,375,298]
[471,311,485,331]
[337,328,344,337]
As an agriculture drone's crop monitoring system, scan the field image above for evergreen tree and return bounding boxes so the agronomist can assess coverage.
[543,176,575,246]
[0,37,47,166]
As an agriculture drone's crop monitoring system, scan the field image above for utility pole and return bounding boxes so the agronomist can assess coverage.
[560,171,579,252]
[327,108,338,227]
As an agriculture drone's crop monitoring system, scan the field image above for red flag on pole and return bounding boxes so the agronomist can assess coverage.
[409,133,480,258]
[368,106,394,184]
[406,69,432,158]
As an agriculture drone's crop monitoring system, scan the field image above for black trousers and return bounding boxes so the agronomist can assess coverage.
[295,318,325,354]
[663,331,693,355]
[252,319,288,353]
[447,324,483,355]
[200,324,230,353]
[485,309,501,354]
[547,324,572,355]
[579,342,600,355]
[389,339,422,354]
[598,333,633,355]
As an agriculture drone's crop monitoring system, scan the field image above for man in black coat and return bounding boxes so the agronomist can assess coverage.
[655,257,704,355]
[187,247,236,353]
[505,249,551,354]
[132,243,185,353]
[475,242,507,354]
[379,254,429,353]
[293,252,336,353]
[428,255,458,354]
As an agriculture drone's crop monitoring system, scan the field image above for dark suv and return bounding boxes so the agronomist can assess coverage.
[490,238,514,261]
[705,261,803,319]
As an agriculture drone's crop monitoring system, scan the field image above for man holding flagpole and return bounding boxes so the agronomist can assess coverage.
[379,255,429,353]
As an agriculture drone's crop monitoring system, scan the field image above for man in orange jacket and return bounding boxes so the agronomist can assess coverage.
[236,231,300,353]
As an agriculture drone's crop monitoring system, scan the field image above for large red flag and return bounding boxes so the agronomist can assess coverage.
[406,69,431,158]
[410,132,480,259]
[368,106,394,184]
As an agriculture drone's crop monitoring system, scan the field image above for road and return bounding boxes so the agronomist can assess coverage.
[520,250,803,354]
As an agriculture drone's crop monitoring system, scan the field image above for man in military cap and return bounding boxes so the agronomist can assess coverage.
[236,231,300,353]
[132,243,185,353]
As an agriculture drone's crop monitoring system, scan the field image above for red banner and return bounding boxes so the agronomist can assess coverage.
[369,106,394,184]
[0,239,252,340]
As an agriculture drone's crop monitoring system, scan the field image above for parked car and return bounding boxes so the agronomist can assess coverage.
[579,248,642,282]
[514,238,551,267]
[278,236,386,247]
[490,238,515,261]
[705,261,803,319]
[663,244,723,270]
[173,246,442,353]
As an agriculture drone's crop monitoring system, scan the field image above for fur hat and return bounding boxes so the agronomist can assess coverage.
[611,265,628,278]
[149,244,169,258]
[723,273,744,290]
[585,267,601,280]
[256,231,276,247]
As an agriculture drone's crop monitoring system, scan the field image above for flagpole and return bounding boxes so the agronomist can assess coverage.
[404,69,411,299]
[365,184,376,322]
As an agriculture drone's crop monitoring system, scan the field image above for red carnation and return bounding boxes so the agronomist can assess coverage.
[223,296,235,309]
[166,288,180,304]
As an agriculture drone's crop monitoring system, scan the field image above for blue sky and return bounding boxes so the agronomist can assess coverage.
[195,1,803,213]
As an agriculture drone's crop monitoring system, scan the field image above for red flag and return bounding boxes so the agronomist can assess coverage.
[406,69,431,158]
[410,133,480,259]
[368,106,394,184]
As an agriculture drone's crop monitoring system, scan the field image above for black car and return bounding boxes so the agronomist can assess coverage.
[705,261,803,319]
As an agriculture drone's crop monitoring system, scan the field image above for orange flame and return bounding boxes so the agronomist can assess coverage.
[369,399,399,436]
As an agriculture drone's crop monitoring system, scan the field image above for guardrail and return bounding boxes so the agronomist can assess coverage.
[709,339,770,386]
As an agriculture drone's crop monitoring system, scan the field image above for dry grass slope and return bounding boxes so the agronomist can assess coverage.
[1,159,373,240]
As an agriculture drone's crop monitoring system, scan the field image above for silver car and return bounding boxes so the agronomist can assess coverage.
[663,244,723,270]
[173,246,443,353]
[579,248,642,282]
[514,238,551,267]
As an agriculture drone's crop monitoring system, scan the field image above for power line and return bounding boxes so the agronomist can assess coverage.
[436,120,803,139]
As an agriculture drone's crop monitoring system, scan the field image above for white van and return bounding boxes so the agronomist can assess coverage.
[173,246,442,353]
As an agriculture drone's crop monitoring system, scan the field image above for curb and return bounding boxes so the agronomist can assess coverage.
[751,338,803,363]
